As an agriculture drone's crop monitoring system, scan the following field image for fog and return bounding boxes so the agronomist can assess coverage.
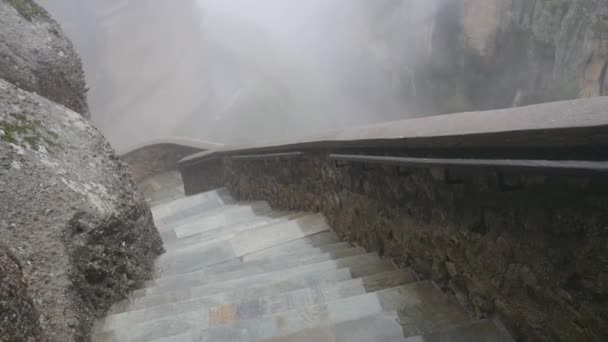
[39,0,439,150]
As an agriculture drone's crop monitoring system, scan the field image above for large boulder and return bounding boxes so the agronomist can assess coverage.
[0,244,46,342]
[0,0,89,116]
[0,78,164,340]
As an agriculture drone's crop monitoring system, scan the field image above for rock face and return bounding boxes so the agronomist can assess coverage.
[0,244,46,342]
[0,1,163,340]
[0,78,164,340]
[0,0,89,116]
[420,0,608,114]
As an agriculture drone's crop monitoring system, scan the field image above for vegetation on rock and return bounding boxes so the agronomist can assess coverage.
[3,0,47,21]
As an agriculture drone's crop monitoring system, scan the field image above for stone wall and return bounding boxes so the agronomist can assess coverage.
[183,153,608,341]
[121,144,203,185]
[181,157,225,196]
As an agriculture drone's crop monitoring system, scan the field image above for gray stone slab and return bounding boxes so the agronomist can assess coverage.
[163,213,313,256]
[154,215,334,278]
[154,240,238,277]
[141,253,381,298]
[103,268,353,329]
[151,189,228,221]
[128,254,387,311]
[148,247,365,293]
[230,215,330,256]
[116,277,370,341]
[185,282,469,342]
[260,312,407,342]
[241,240,350,263]
[174,202,273,238]
[163,216,282,252]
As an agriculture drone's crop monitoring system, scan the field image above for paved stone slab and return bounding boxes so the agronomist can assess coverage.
[128,254,388,311]
[174,202,273,238]
[148,246,365,293]
[118,270,415,341]
[162,212,313,256]
[141,253,384,298]
[151,189,231,221]
[187,281,469,341]
[230,215,331,256]
[260,312,407,342]
[116,277,372,341]
[154,215,332,277]
[104,268,353,326]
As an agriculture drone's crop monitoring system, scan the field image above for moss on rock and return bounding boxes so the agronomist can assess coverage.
[3,0,47,21]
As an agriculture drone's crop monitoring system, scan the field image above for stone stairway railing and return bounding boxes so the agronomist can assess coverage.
[165,98,608,341]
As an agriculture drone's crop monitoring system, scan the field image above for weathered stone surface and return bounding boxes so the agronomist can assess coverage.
[120,143,203,185]
[0,0,89,116]
[0,244,46,342]
[182,153,608,341]
[0,79,164,340]
[424,0,608,113]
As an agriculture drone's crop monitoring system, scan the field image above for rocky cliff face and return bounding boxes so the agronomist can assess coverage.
[0,1,163,340]
[417,0,608,114]
[0,0,89,116]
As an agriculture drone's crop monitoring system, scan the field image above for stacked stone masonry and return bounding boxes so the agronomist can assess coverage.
[182,153,608,341]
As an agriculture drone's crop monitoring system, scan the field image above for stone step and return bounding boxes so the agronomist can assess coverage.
[259,311,408,342]
[157,201,287,233]
[401,319,515,342]
[151,188,232,221]
[143,315,406,342]
[139,252,390,298]
[154,214,332,276]
[155,204,249,233]
[160,214,285,249]
[161,212,314,256]
[145,247,366,294]
[171,281,470,341]
[204,242,355,275]
[107,271,417,341]
[173,201,273,239]
[241,239,350,263]
[106,267,353,321]
[123,254,394,312]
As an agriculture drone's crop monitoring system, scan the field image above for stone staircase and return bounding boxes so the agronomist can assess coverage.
[92,188,514,341]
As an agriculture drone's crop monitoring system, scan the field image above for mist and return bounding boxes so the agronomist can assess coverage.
[40,0,439,150]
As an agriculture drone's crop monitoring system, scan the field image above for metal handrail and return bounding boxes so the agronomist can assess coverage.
[231,152,304,161]
[329,154,608,173]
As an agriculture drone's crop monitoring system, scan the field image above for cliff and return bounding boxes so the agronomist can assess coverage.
[0,1,164,340]
[417,0,608,114]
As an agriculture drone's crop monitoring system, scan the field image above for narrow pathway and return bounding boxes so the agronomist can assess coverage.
[93,188,513,341]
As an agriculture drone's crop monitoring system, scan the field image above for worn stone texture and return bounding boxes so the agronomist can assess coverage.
[0,244,46,342]
[0,79,164,341]
[209,154,608,341]
[419,0,608,114]
[121,144,203,185]
[0,0,89,116]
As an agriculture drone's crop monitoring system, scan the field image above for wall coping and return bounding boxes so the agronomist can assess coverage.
[180,97,608,166]
[118,137,224,157]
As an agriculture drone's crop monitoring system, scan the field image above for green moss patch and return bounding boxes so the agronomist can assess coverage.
[3,0,48,22]
[0,113,61,151]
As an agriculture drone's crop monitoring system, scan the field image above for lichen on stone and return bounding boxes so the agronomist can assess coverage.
[0,112,61,151]
[2,0,48,21]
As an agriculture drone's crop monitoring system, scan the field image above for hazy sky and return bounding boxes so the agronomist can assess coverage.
[39,0,439,150]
